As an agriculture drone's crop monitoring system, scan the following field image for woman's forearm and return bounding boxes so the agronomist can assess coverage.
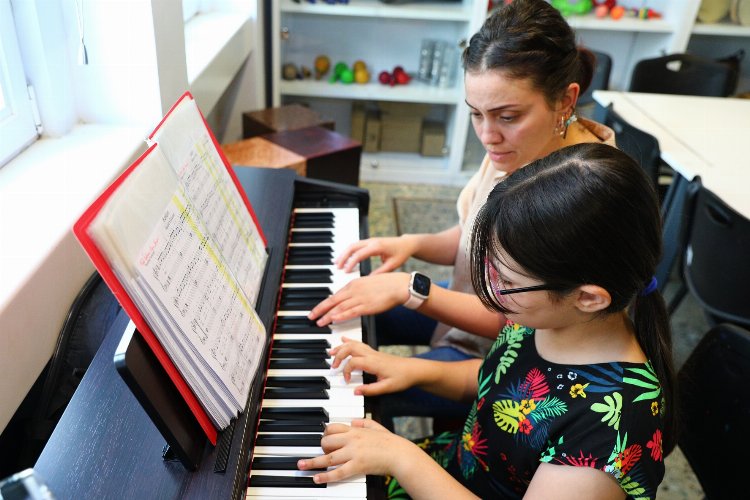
[402,225,461,265]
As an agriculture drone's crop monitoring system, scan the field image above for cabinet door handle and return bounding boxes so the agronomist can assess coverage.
[281,26,290,41]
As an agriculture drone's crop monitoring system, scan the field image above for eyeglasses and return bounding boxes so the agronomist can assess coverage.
[487,259,565,296]
[495,283,566,296]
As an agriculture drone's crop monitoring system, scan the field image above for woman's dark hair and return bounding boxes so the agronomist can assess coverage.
[462,0,595,106]
[469,142,676,453]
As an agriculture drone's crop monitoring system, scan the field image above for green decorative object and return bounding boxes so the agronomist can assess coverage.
[550,0,593,16]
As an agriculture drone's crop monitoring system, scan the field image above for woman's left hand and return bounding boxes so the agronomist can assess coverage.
[297,419,414,483]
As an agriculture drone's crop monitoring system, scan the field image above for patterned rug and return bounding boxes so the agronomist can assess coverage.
[391,196,458,283]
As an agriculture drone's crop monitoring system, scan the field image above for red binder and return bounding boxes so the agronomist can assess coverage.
[73,92,266,445]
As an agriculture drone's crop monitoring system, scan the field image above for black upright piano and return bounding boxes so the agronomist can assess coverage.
[34,167,383,499]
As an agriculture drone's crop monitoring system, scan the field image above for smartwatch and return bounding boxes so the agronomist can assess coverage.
[404,271,431,310]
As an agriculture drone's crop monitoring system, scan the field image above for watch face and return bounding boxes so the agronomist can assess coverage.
[412,273,431,296]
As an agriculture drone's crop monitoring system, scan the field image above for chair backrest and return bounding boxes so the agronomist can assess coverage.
[629,53,734,97]
[677,323,750,499]
[602,105,661,189]
[0,271,121,474]
[578,50,612,106]
[683,185,750,327]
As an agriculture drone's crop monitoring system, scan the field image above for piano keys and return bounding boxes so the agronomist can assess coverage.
[248,200,376,498]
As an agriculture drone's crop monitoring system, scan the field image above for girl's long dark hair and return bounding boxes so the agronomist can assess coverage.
[470,143,676,453]
[463,0,595,106]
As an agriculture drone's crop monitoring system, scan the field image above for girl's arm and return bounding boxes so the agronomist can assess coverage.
[525,463,626,500]
[336,225,461,274]
[298,419,480,500]
[309,273,504,339]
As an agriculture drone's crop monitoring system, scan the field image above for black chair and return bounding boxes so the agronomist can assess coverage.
[578,50,612,107]
[601,104,661,191]
[0,272,121,476]
[629,53,735,97]
[675,185,750,327]
[659,176,699,304]
[677,323,750,499]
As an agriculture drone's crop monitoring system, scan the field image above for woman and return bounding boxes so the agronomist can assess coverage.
[309,0,616,422]
[298,143,675,499]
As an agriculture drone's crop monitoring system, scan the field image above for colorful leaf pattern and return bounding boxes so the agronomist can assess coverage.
[386,323,666,499]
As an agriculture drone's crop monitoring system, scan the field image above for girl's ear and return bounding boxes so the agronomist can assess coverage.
[574,285,611,313]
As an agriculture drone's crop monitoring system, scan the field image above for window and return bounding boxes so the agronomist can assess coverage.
[0,0,38,168]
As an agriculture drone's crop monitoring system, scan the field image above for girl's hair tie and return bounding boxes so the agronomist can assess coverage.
[640,276,658,297]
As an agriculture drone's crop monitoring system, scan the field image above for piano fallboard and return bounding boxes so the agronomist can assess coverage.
[34,167,381,499]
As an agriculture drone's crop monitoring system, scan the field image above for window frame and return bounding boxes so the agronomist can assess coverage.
[0,0,38,168]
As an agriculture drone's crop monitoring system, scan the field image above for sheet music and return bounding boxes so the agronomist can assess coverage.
[136,190,264,409]
[150,98,267,306]
[88,147,265,428]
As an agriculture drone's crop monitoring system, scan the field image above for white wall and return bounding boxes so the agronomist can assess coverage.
[0,0,265,433]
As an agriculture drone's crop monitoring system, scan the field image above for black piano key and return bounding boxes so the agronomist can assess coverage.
[260,407,329,421]
[279,297,323,310]
[252,455,325,471]
[269,358,331,370]
[264,387,329,400]
[257,420,327,433]
[286,255,333,266]
[250,475,325,488]
[283,269,333,284]
[294,212,334,222]
[288,246,334,257]
[275,317,331,334]
[271,347,329,359]
[272,339,331,349]
[256,433,323,447]
[281,287,332,299]
[292,218,335,229]
[266,376,330,389]
[291,231,334,243]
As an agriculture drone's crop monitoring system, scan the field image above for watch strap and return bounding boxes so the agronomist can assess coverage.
[403,292,425,310]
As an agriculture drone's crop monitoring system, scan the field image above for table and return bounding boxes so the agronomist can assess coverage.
[593,91,750,218]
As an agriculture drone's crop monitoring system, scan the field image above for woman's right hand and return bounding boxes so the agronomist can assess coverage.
[308,272,411,326]
[335,236,417,275]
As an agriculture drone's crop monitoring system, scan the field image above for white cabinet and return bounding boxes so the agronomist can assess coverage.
[270,0,749,186]
[270,0,486,185]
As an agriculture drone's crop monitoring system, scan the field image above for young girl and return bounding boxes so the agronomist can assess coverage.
[298,143,675,499]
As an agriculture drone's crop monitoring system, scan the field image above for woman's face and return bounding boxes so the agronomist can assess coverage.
[465,70,564,173]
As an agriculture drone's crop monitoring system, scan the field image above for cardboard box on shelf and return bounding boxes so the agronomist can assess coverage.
[377,101,431,117]
[350,102,366,143]
[421,121,446,157]
[380,114,422,153]
[364,112,381,153]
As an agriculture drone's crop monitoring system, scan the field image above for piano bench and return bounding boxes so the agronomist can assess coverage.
[223,126,362,186]
[242,104,334,139]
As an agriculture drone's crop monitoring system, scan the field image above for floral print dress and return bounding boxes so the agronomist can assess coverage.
[385,322,666,499]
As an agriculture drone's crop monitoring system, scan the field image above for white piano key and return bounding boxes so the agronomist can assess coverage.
[261,393,364,409]
[247,480,367,498]
[249,469,366,483]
